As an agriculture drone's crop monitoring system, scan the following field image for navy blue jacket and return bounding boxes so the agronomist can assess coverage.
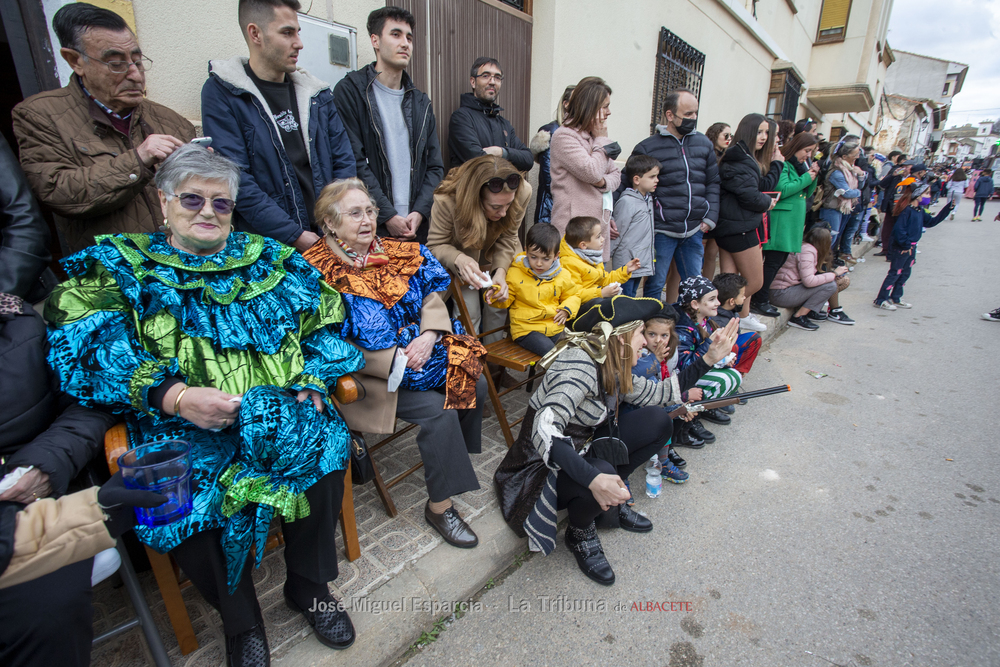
[891,203,951,248]
[623,126,720,238]
[974,175,995,198]
[201,57,356,246]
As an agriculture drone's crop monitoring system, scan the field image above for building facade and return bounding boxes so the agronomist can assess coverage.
[4,0,896,172]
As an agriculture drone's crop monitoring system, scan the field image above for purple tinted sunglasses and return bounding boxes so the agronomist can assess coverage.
[170,192,236,215]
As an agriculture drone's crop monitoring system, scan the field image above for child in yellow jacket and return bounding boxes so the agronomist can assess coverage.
[560,216,641,304]
[489,223,581,356]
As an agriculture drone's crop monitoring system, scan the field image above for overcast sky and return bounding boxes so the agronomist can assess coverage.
[886,0,999,129]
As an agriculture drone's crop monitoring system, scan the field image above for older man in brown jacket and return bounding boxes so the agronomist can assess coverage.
[12,3,194,255]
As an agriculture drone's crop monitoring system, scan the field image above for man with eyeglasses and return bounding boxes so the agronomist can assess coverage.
[11,2,195,255]
[447,58,532,171]
[334,6,444,243]
[201,0,357,253]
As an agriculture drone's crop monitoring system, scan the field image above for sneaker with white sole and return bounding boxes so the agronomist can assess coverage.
[874,301,897,311]
[826,308,855,325]
[892,300,912,309]
[739,313,767,332]
[981,308,1000,322]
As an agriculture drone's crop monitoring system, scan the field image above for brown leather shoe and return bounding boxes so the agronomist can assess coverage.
[424,501,479,548]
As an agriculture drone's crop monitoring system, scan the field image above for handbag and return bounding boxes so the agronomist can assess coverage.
[329,377,377,485]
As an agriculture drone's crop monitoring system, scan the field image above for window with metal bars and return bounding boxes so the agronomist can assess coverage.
[650,27,705,134]
[766,69,802,121]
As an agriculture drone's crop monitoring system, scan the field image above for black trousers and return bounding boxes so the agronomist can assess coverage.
[0,557,94,667]
[556,406,673,528]
[758,250,789,304]
[394,376,487,502]
[171,469,345,636]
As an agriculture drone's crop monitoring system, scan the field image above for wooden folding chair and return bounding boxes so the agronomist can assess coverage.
[104,376,362,655]
[448,272,544,448]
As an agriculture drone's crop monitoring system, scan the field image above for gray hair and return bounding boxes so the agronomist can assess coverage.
[154,144,241,200]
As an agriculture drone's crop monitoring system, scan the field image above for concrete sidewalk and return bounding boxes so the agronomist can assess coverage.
[91,235,878,667]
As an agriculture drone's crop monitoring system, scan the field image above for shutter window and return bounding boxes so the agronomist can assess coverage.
[817,0,852,43]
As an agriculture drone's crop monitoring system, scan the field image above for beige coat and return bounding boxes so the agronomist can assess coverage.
[426,184,530,276]
[12,76,195,254]
[0,487,115,589]
[338,292,454,434]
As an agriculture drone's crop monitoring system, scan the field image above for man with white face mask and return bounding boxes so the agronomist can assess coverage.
[621,89,720,303]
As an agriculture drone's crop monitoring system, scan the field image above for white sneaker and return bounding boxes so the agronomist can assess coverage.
[874,301,897,311]
[739,313,767,332]
[893,300,912,309]
[860,234,875,242]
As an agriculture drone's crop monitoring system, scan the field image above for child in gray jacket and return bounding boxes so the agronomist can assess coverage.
[612,155,660,296]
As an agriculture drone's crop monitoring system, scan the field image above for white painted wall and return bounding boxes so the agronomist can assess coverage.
[530,0,778,157]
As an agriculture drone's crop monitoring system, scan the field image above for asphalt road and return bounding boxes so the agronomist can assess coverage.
[401,199,1000,667]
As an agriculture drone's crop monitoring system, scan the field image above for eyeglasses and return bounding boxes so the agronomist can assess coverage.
[485,174,521,193]
[78,51,153,74]
[167,192,236,215]
[344,206,379,222]
[723,133,732,139]
[474,72,504,82]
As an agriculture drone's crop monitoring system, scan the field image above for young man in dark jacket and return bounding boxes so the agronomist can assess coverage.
[333,6,444,243]
[623,89,720,301]
[201,0,356,252]
[447,57,532,171]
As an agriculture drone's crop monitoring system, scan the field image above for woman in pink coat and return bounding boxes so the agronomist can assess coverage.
[549,77,622,261]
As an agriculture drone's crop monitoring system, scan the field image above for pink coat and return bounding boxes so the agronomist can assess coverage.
[770,243,836,291]
[549,126,621,260]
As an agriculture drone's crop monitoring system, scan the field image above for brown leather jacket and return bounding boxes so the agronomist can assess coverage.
[12,77,195,255]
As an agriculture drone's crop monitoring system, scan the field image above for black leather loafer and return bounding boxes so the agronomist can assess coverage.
[286,593,356,650]
[618,504,653,532]
[425,501,479,548]
[565,522,615,585]
[226,623,270,667]
[699,408,731,425]
[688,419,716,442]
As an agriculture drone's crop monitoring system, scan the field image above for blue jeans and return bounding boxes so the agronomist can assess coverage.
[837,211,863,256]
[646,231,704,301]
[621,276,640,297]
[818,208,847,242]
[876,245,914,304]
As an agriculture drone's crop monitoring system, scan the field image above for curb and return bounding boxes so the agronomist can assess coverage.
[272,239,880,667]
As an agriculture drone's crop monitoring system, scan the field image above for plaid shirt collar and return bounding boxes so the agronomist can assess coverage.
[78,76,132,122]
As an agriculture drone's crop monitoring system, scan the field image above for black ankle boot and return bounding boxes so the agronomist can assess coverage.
[618,504,653,532]
[672,419,705,449]
[226,623,270,667]
[564,522,615,585]
[688,419,715,443]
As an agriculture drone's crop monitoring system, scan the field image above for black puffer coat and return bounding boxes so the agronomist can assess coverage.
[624,126,720,238]
[716,141,781,238]
[0,300,115,496]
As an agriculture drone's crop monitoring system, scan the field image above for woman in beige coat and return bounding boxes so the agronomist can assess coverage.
[550,76,622,261]
[427,155,531,338]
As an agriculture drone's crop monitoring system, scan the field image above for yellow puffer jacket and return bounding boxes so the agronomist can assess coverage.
[558,239,632,303]
[491,255,582,339]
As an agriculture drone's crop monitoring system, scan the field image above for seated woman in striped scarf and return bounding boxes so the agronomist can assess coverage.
[494,296,729,585]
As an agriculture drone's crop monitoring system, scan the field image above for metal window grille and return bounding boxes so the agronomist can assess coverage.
[651,28,705,134]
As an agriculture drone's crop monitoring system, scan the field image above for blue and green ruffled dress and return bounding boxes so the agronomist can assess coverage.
[45,232,364,590]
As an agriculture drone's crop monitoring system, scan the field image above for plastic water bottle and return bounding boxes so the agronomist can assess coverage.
[645,466,662,498]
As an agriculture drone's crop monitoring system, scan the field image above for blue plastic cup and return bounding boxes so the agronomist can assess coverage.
[118,440,193,527]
